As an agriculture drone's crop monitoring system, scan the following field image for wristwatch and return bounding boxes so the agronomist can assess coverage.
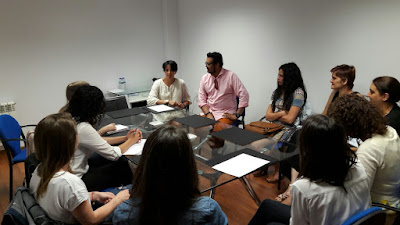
[235,113,240,118]
[205,112,211,116]
[165,100,169,105]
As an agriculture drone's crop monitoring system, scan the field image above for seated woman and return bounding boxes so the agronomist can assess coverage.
[59,80,116,135]
[248,114,370,225]
[265,62,307,127]
[322,64,359,115]
[367,76,400,135]
[113,126,228,225]
[262,62,306,199]
[30,113,130,224]
[328,94,400,207]
[147,60,191,108]
[147,60,191,122]
[66,85,142,191]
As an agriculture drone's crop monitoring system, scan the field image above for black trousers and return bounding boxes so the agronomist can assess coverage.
[248,199,291,225]
[82,155,133,191]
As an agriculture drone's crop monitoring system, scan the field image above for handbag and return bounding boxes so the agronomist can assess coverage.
[244,121,284,135]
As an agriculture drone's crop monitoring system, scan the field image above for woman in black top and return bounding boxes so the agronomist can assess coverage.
[367,76,400,134]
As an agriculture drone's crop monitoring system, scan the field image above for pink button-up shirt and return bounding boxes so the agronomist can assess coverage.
[198,68,249,121]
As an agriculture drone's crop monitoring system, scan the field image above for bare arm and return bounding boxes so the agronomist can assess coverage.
[118,129,142,154]
[278,105,301,125]
[322,90,337,115]
[265,104,286,121]
[201,105,215,120]
[72,190,130,225]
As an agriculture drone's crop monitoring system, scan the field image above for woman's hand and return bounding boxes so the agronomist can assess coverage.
[115,189,130,204]
[98,123,116,135]
[92,191,115,204]
[127,128,142,143]
[168,101,178,106]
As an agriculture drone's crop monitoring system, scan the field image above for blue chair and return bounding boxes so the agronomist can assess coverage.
[342,207,386,225]
[0,114,36,202]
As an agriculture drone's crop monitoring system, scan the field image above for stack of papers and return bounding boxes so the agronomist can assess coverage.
[212,153,269,177]
[123,139,147,155]
[147,105,174,113]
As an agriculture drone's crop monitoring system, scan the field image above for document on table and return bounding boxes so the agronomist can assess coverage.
[123,139,147,155]
[106,124,129,135]
[147,105,174,112]
[212,153,270,177]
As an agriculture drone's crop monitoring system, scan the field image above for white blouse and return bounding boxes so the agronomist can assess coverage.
[147,78,191,106]
[70,122,122,178]
[357,126,400,207]
[290,162,371,225]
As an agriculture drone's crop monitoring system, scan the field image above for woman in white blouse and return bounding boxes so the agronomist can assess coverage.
[147,60,191,108]
[328,94,400,208]
[249,115,370,225]
[66,85,142,191]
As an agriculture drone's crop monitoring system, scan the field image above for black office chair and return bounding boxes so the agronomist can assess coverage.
[104,95,130,112]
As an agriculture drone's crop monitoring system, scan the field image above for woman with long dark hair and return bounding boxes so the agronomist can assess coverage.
[113,126,228,225]
[30,113,130,224]
[249,115,370,225]
[262,62,307,198]
[367,76,400,134]
[265,62,307,126]
[66,85,142,191]
[328,94,400,207]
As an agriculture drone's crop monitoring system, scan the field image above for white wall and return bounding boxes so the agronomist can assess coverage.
[177,0,400,123]
[0,0,167,124]
[1,0,400,125]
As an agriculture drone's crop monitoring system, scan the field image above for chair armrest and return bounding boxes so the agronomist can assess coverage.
[2,138,26,143]
[20,124,36,128]
[372,202,400,212]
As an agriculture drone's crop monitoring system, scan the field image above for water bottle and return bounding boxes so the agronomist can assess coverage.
[118,77,126,92]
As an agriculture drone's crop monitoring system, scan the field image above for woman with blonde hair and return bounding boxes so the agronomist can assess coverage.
[30,113,130,224]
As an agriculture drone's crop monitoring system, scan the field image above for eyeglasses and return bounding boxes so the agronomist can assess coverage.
[214,79,219,90]
[205,62,213,66]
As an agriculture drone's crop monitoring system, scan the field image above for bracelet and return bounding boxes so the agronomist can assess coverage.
[205,112,211,116]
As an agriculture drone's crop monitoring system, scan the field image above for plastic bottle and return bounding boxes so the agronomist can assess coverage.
[118,77,126,92]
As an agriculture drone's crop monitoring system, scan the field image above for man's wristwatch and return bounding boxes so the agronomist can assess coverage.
[235,113,241,118]
[165,100,169,105]
[205,112,211,116]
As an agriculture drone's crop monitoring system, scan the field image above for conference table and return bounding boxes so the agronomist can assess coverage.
[99,107,299,206]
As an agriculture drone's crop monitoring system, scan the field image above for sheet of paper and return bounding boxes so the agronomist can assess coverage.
[147,104,174,112]
[106,124,129,135]
[108,89,124,94]
[123,139,147,155]
[212,153,269,177]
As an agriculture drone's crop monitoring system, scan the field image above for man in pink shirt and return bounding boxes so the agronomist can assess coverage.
[198,52,249,127]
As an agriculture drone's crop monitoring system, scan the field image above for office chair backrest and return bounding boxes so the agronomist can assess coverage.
[104,95,131,112]
[342,207,386,225]
[0,114,23,157]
